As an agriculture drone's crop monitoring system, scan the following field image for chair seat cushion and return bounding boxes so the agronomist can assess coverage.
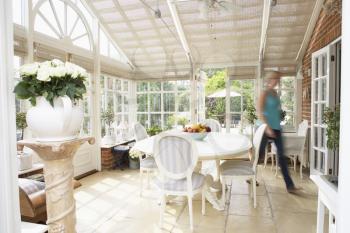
[140,157,157,169]
[154,173,205,192]
[220,160,254,176]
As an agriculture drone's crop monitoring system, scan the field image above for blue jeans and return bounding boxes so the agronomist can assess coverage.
[259,130,295,189]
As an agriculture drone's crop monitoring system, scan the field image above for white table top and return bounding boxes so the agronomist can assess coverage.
[133,132,252,160]
[21,222,48,233]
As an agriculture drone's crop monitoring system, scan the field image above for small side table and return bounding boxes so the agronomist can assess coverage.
[100,139,135,170]
[18,137,95,233]
[18,163,44,178]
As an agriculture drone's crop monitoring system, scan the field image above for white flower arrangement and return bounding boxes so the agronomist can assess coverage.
[129,148,142,161]
[14,59,88,106]
[18,59,88,82]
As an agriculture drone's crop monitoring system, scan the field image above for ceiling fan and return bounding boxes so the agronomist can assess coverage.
[176,0,242,19]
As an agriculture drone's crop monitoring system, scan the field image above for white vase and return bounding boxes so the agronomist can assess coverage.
[26,96,83,142]
[17,152,32,171]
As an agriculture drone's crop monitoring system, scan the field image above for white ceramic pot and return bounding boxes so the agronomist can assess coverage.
[17,152,32,171]
[26,96,83,142]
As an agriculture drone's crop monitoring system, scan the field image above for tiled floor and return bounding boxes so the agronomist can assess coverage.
[74,163,319,233]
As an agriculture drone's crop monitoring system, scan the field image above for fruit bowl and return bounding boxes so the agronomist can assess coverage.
[189,132,208,141]
[183,124,211,141]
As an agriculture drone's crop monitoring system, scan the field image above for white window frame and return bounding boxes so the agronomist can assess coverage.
[311,45,333,175]
[101,75,130,130]
[136,80,191,129]
[228,79,256,131]
[278,76,297,131]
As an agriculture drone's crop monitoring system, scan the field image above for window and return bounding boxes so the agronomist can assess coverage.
[101,75,130,135]
[99,28,128,64]
[278,76,296,130]
[14,55,24,140]
[81,74,92,136]
[34,0,92,50]
[230,79,256,130]
[13,55,23,113]
[136,80,191,129]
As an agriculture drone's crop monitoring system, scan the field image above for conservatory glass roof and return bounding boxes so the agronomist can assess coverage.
[86,0,316,79]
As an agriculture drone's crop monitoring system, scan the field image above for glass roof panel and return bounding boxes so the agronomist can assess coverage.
[93,0,115,10]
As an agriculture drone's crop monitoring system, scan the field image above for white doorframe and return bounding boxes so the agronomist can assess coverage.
[0,0,21,232]
[310,45,334,175]
[337,0,350,231]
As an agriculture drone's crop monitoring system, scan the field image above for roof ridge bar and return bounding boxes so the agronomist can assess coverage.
[166,0,193,64]
[295,0,324,64]
[259,0,272,63]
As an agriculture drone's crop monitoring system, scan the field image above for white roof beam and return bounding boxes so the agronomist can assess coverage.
[295,0,324,64]
[259,0,272,63]
[166,0,193,64]
[80,0,135,70]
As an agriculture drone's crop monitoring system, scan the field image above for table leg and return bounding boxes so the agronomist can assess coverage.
[210,160,222,192]
[204,175,224,211]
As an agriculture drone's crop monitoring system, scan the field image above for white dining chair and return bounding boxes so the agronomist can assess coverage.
[270,120,309,178]
[202,119,221,132]
[220,124,267,208]
[132,122,157,196]
[154,133,206,231]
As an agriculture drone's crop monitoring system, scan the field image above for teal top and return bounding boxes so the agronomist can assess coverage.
[263,91,281,130]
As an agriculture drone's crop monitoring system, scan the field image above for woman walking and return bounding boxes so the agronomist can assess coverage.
[258,71,300,194]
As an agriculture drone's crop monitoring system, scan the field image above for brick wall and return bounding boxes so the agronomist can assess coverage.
[302,0,342,122]
[101,147,115,170]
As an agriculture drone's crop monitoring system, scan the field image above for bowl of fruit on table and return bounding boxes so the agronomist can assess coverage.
[183,124,211,141]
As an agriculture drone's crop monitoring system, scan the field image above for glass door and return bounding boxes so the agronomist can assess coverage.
[229,79,255,133]
[311,46,334,175]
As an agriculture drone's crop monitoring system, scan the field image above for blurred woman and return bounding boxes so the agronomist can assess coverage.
[258,71,299,194]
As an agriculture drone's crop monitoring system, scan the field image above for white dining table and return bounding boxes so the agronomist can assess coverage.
[133,132,252,161]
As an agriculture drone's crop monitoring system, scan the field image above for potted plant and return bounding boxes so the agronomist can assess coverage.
[128,148,141,169]
[13,59,87,141]
[177,116,189,128]
[324,105,340,152]
[16,112,27,141]
[146,125,162,136]
[243,101,257,141]
[323,105,340,185]
[101,108,115,144]
[16,112,32,170]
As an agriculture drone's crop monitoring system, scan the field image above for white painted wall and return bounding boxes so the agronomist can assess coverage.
[337,1,350,232]
[0,0,21,232]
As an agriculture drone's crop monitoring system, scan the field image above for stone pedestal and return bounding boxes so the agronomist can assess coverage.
[18,137,95,233]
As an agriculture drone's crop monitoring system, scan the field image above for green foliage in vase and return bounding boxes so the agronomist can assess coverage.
[16,112,27,140]
[13,60,87,106]
[165,115,189,129]
[147,125,163,136]
[177,116,189,128]
[101,108,114,128]
[16,112,27,130]
[129,148,142,161]
[323,105,340,151]
[244,101,257,125]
